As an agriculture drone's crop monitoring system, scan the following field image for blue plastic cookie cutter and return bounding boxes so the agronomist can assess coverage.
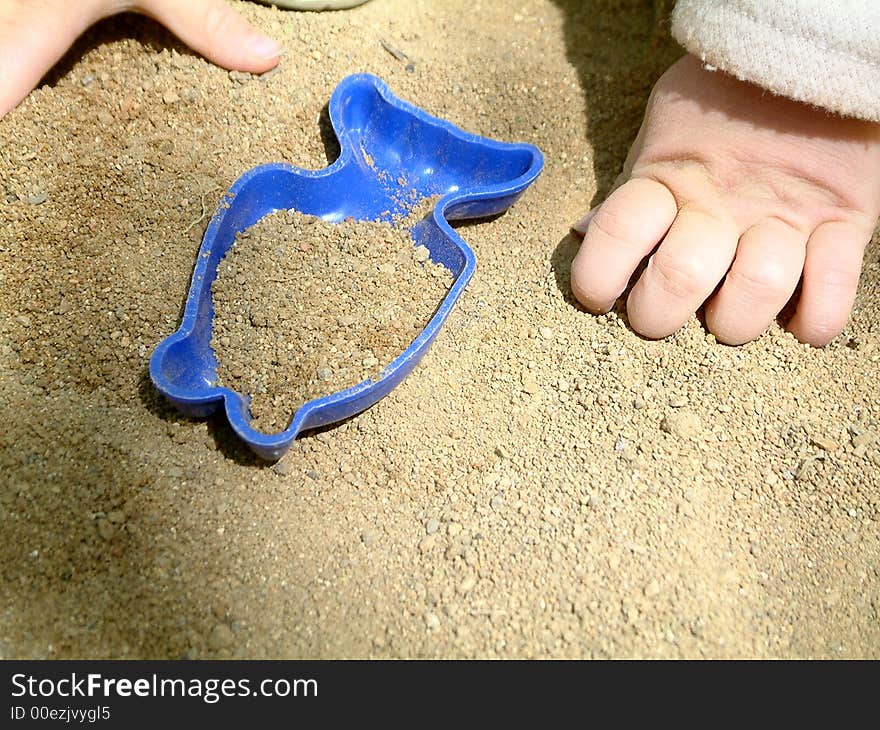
[149,73,543,460]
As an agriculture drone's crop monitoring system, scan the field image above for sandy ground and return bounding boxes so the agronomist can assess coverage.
[1,0,878,659]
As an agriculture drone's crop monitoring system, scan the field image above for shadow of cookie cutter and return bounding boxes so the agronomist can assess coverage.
[149,73,544,460]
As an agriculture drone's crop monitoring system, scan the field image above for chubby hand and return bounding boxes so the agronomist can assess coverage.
[571,54,880,346]
[0,0,281,119]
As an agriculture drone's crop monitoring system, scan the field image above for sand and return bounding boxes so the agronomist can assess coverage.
[211,204,451,433]
[0,0,877,659]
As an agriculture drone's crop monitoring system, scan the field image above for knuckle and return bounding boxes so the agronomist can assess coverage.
[649,251,707,299]
[816,264,860,292]
[590,204,635,247]
[729,263,792,301]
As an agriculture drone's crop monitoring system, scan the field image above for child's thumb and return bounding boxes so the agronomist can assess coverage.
[133,0,282,73]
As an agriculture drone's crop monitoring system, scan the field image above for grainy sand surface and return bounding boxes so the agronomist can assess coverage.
[1,0,878,658]
[211,203,450,433]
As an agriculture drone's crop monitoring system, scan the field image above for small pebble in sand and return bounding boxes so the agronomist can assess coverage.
[259,66,283,82]
[521,372,540,395]
[316,367,333,382]
[106,510,125,525]
[228,70,252,84]
[811,436,840,452]
[209,623,234,651]
[425,518,440,535]
[273,458,295,477]
[361,529,379,548]
[661,411,702,439]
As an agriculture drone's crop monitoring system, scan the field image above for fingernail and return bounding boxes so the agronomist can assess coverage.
[246,33,282,59]
[571,208,596,235]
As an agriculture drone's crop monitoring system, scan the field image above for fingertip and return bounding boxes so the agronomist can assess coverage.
[625,284,675,340]
[787,302,849,347]
[786,304,848,346]
[245,33,282,60]
[237,31,284,73]
[135,0,282,73]
[707,323,761,346]
[570,230,616,314]
[570,269,612,314]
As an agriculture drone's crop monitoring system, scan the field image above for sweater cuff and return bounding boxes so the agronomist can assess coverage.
[671,0,880,122]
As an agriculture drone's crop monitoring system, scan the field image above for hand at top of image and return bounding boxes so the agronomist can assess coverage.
[0,0,281,120]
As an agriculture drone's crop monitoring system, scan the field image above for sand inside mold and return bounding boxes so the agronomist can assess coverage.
[211,202,451,434]
[0,0,878,660]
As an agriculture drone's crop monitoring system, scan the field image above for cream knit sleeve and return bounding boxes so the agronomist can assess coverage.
[671,0,880,122]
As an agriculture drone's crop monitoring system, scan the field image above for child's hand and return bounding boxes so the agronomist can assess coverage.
[0,0,281,119]
[571,54,880,346]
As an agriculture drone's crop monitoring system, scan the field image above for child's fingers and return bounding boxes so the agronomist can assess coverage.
[570,178,677,313]
[0,0,104,119]
[705,220,806,345]
[626,204,738,338]
[787,220,869,346]
[133,0,282,73]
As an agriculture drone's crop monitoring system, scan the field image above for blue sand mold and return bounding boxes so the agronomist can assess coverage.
[149,73,544,460]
